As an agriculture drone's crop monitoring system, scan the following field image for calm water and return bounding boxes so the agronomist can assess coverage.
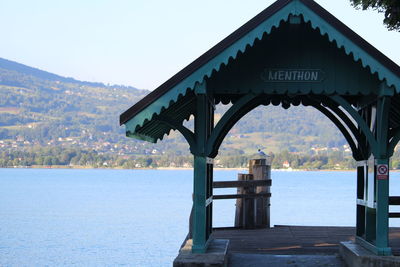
[1,169,400,266]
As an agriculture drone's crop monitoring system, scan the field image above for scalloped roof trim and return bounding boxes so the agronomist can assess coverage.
[125,0,400,141]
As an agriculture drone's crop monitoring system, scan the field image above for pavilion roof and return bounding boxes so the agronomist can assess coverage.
[120,0,400,143]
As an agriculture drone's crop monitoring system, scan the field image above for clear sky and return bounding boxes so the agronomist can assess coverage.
[0,0,399,90]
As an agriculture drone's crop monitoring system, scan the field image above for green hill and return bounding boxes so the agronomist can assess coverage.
[0,57,104,86]
[0,57,370,169]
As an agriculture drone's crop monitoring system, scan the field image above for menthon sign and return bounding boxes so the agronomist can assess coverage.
[261,69,324,82]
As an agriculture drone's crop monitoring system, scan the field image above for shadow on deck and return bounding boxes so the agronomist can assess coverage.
[211,225,400,256]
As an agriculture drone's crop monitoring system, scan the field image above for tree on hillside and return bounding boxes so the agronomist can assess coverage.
[350,0,400,31]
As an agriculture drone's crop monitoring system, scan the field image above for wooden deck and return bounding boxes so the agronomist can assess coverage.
[211,225,400,255]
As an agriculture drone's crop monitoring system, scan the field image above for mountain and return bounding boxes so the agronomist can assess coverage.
[0,57,152,152]
[0,57,106,87]
[0,57,351,168]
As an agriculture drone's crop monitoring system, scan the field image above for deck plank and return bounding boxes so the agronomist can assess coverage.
[211,226,400,255]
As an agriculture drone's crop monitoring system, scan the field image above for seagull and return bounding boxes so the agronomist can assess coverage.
[258,149,269,157]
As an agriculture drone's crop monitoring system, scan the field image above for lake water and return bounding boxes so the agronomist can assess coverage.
[1,169,400,266]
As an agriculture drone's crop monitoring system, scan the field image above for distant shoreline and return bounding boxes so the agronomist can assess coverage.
[2,165,398,172]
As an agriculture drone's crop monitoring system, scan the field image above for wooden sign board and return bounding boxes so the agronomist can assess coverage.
[261,69,324,82]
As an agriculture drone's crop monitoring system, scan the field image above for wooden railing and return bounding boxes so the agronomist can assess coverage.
[212,180,271,200]
[212,175,271,229]
[389,196,400,218]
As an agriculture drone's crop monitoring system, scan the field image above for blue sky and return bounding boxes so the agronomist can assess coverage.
[1,0,399,90]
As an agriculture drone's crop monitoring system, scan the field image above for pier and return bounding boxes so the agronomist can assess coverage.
[212,226,356,256]
[120,0,400,265]
[175,226,400,266]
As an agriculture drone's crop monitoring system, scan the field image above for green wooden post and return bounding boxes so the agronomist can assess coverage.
[375,158,390,255]
[374,96,391,255]
[352,106,373,243]
[352,97,392,255]
[192,155,208,253]
[192,88,214,253]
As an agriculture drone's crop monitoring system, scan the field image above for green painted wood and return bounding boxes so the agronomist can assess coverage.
[299,2,400,90]
[374,98,391,253]
[155,116,197,152]
[375,158,390,253]
[192,155,207,253]
[125,131,156,143]
[205,160,213,242]
[206,94,259,157]
[356,98,393,255]
[120,0,400,257]
[192,94,207,253]
[209,21,382,97]
[195,94,207,155]
[378,83,396,97]
[309,103,359,159]
[311,97,364,143]
[322,101,367,159]
[194,80,207,95]
[376,97,391,158]
[123,3,295,137]
[307,97,364,160]
[122,0,400,142]
[192,93,214,253]
[330,95,379,157]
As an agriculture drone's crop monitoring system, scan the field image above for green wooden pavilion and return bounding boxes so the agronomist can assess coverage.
[120,0,400,256]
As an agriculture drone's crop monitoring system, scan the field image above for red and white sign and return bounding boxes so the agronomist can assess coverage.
[377,164,389,180]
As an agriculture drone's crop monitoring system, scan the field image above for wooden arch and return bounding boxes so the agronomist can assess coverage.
[204,94,369,161]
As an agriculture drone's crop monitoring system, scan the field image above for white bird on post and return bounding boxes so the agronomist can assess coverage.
[258,149,268,157]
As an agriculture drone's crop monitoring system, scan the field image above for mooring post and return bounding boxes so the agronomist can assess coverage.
[234,158,271,229]
[234,173,254,228]
[250,158,272,228]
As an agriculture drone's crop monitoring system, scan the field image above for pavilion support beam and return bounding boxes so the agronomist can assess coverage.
[374,96,391,255]
[155,116,196,151]
[307,97,364,160]
[355,107,368,240]
[330,95,379,156]
[192,155,208,253]
[358,157,392,255]
[358,107,374,244]
[192,88,214,253]
[375,158,390,254]
[355,96,392,256]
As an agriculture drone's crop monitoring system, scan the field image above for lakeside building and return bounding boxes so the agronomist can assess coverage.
[120,0,400,265]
